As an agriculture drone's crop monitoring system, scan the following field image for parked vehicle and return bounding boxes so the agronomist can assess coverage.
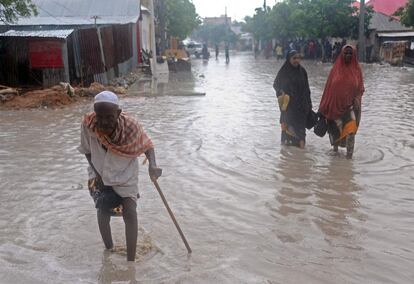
[186,42,203,59]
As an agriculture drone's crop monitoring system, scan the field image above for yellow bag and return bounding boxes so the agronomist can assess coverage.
[278,94,290,111]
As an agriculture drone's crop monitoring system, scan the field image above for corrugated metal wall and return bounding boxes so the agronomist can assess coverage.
[0,38,50,87]
[78,28,105,85]
[43,68,65,87]
[69,24,134,85]
[0,23,136,87]
[101,26,115,69]
[113,24,133,64]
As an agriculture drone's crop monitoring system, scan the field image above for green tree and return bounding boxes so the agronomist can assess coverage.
[166,0,201,40]
[0,0,37,23]
[193,23,239,45]
[244,6,274,41]
[268,1,299,40]
[395,0,414,27]
[298,0,356,39]
[245,0,372,42]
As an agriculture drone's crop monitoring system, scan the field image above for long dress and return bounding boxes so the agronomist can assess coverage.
[319,45,364,156]
[273,61,312,146]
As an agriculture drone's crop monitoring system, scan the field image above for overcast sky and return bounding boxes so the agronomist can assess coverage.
[192,0,271,21]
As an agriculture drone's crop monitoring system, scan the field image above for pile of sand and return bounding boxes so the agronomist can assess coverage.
[75,82,127,97]
[1,82,127,110]
[1,84,77,109]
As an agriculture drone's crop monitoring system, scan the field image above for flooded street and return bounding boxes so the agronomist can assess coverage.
[1,53,414,283]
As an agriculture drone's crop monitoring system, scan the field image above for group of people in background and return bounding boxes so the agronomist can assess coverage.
[258,39,349,63]
[273,45,364,159]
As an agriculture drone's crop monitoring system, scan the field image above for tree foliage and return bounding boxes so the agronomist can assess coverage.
[243,6,274,41]
[166,0,201,40]
[244,0,372,41]
[193,23,239,44]
[0,0,37,23]
[395,0,414,27]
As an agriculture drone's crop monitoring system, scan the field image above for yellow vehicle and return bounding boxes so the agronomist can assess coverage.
[164,37,189,60]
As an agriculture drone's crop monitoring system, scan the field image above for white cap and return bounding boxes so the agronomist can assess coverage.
[94,91,119,106]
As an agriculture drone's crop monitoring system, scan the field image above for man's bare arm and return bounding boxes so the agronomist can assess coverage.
[145,148,162,181]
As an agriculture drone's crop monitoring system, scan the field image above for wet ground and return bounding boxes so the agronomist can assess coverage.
[0,52,413,283]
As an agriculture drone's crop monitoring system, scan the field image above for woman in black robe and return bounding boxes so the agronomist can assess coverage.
[273,50,312,148]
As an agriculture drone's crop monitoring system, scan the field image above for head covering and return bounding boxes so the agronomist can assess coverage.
[287,49,298,61]
[274,49,308,99]
[94,91,119,106]
[319,45,364,121]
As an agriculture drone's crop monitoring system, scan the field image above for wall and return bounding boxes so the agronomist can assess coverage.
[0,37,66,87]
[141,13,152,52]
[69,24,135,86]
[0,22,138,88]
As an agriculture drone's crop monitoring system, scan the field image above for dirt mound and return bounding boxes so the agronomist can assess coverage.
[1,82,127,110]
[1,84,78,109]
[75,82,127,97]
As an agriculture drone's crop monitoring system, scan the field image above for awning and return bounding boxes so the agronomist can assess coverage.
[378,31,414,38]
[0,29,74,39]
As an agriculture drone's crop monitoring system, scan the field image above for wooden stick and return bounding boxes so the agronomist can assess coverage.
[152,180,192,254]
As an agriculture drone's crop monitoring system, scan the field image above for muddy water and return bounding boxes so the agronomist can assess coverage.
[0,53,413,283]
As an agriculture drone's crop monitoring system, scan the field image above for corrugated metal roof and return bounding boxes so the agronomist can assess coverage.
[0,29,73,38]
[378,31,414,37]
[366,0,408,17]
[369,12,412,32]
[5,0,140,26]
[13,16,139,26]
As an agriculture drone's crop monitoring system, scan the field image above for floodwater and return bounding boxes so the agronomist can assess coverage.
[1,53,413,284]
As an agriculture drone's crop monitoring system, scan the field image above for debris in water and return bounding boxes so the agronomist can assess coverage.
[111,232,160,262]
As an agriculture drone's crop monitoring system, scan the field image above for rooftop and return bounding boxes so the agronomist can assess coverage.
[3,0,140,26]
[366,0,408,17]
[369,12,412,32]
[0,29,74,39]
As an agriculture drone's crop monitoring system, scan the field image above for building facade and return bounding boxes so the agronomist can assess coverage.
[0,0,148,87]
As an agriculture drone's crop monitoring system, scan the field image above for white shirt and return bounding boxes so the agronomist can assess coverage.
[78,124,139,199]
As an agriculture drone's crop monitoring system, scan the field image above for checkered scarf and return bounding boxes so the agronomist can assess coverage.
[83,112,154,158]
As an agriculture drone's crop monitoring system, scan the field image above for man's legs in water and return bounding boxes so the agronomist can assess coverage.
[97,209,113,249]
[122,198,138,261]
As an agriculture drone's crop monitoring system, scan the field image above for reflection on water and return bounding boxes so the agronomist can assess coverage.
[313,157,362,241]
[0,53,413,283]
[99,251,137,284]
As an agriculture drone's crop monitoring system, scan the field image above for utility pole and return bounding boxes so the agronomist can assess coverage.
[92,15,107,83]
[149,0,157,78]
[225,7,228,39]
[159,0,167,53]
[358,0,366,62]
[91,15,100,27]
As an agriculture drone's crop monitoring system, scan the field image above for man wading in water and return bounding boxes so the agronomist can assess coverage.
[78,91,162,261]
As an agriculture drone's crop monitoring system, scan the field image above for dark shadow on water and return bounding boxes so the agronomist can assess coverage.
[312,157,366,243]
[270,146,366,246]
[98,251,137,284]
